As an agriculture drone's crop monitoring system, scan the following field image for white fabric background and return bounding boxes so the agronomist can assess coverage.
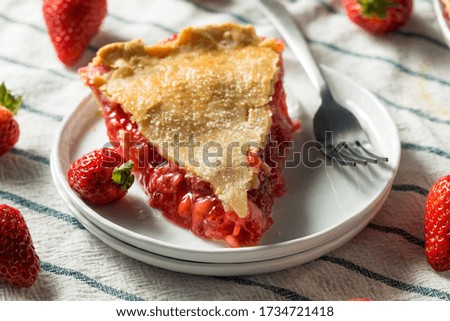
[1,0,449,300]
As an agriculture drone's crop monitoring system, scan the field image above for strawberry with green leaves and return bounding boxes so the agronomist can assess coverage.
[43,0,107,66]
[425,175,450,272]
[68,148,135,205]
[342,0,413,34]
[0,204,40,288]
[0,83,22,157]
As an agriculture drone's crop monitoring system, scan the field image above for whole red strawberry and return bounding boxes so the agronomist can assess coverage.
[342,0,413,34]
[0,83,21,157]
[42,0,107,66]
[424,175,450,272]
[0,204,40,288]
[68,148,134,205]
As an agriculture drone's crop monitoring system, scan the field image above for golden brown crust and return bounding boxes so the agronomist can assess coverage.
[90,23,281,217]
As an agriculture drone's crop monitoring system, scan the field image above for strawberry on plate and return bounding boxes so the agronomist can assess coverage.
[342,0,413,34]
[0,82,21,157]
[67,148,134,205]
[424,175,450,272]
[42,0,107,66]
[0,204,40,288]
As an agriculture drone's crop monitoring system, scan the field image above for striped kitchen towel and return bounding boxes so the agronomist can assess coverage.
[0,0,449,300]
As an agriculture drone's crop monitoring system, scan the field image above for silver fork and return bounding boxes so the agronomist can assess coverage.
[257,0,388,166]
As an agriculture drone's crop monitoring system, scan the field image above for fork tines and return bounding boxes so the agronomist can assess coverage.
[329,141,389,166]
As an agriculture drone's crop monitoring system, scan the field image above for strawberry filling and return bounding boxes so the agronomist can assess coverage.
[80,56,298,247]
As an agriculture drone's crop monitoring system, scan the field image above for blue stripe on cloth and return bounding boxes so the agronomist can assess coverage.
[0,13,97,52]
[314,0,338,12]
[319,256,450,300]
[401,142,450,160]
[216,277,311,301]
[392,184,429,196]
[107,13,176,34]
[0,11,173,40]
[10,148,50,165]
[21,103,64,122]
[367,185,427,246]
[376,94,450,127]
[0,12,46,32]
[0,189,84,229]
[367,223,425,248]
[87,44,99,52]
[393,30,448,50]
[0,54,77,81]
[187,0,253,24]
[41,261,145,301]
[306,38,450,88]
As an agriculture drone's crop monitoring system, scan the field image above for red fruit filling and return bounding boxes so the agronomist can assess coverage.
[80,54,299,247]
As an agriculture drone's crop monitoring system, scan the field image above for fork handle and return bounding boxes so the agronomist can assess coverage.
[256,0,329,97]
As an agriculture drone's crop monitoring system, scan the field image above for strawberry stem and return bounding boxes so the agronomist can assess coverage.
[112,160,134,190]
[0,82,22,115]
[358,0,397,19]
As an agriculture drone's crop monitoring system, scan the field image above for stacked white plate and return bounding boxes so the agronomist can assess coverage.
[50,65,400,276]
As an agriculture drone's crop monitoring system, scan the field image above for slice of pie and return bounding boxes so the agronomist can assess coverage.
[443,0,450,20]
[79,23,299,247]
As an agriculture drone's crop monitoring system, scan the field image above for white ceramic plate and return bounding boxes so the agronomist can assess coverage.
[434,0,450,48]
[51,65,400,264]
[52,171,391,276]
